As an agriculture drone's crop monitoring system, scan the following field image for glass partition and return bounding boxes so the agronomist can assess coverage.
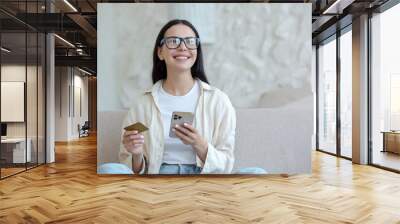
[0,1,46,179]
[1,30,28,177]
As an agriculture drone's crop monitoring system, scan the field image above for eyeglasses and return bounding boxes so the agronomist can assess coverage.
[160,36,200,50]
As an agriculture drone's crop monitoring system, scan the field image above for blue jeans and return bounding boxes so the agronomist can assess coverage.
[98,163,134,174]
[98,163,267,174]
[159,163,203,174]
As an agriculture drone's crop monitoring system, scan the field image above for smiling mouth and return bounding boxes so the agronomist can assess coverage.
[173,56,190,60]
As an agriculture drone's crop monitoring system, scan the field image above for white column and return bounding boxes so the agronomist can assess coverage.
[46,32,55,163]
[352,14,369,164]
[45,0,56,163]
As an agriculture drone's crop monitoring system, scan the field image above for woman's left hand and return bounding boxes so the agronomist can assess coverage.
[173,123,208,161]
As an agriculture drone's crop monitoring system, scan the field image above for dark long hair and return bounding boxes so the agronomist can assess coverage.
[152,19,209,84]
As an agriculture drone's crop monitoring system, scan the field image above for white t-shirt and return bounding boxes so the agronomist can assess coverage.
[156,79,200,165]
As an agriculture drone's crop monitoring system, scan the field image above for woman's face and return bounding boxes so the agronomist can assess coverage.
[158,24,198,73]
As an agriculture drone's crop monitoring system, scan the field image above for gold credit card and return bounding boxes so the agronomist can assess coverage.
[124,122,149,133]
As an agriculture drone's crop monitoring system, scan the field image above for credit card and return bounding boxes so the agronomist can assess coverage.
[124,122,148,133]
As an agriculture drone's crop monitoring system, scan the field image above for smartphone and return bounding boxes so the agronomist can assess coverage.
[169,112,194,138]
[124,122,148,133]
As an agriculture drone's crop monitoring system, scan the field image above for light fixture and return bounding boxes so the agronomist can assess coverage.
[1,47,11,53]
[78,67,92,76]
[54,34,75,48]
[63,0,78,12]
[76,48,86,56]
[322,0,355,15]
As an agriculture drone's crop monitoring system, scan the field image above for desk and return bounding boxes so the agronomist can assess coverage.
[1,138,31,163]
[381,131,400,154]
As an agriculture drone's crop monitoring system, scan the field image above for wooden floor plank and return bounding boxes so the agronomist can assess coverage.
[0,134,400,223]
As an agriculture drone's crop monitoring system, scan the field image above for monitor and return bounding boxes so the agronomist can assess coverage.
[1,123,7,137]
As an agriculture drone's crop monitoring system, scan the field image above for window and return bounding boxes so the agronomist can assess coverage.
[371,3,400,171]
[340,29,352,158]
[318,36,337,155]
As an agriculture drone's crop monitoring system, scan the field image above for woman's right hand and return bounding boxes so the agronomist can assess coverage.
[122,130,145,155]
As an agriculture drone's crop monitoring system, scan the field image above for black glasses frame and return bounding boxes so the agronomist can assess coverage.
[160,36,200,50]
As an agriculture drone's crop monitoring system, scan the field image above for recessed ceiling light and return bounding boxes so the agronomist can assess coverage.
[78,67,92,76]
[1,47,11,53]
[54,34,75,48]
[63,0,78,12]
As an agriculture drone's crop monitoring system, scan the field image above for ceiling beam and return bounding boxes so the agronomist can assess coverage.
[66,13,97,44]
[55,55,96,70]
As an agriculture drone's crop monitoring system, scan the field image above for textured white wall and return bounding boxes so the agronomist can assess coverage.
[98,3,312,110]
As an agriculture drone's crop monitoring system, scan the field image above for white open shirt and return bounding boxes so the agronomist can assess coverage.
[119,78,236,174]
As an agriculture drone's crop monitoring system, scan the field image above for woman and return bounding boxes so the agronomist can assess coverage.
[119,19,236,174]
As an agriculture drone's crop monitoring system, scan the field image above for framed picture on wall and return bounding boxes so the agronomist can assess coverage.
[1,81,25,122]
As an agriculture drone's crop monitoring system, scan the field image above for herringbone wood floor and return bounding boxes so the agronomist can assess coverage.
[1,134,400,224]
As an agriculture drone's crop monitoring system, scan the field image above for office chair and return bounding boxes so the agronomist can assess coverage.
[79,121,90,138]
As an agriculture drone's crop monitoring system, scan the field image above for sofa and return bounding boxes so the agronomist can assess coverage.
[97,96,313,174]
